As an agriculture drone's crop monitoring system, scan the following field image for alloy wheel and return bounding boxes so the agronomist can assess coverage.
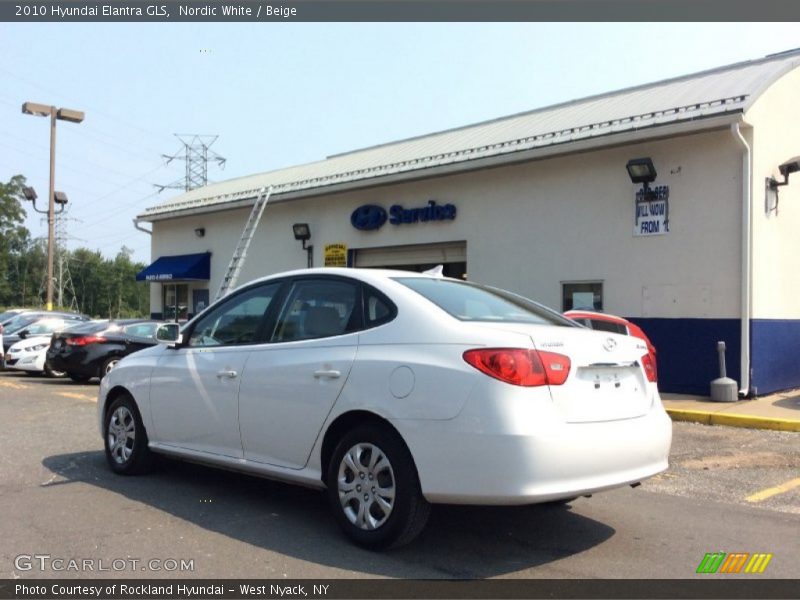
[337,442,396,530]
[107,406,136,464]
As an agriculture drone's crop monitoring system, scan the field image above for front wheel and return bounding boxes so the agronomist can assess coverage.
[326,424,430,550]
[104,394,154,475]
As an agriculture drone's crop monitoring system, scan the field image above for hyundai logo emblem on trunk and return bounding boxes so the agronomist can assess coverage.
[351,205,388,231]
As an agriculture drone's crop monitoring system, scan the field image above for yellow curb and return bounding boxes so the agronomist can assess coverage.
[666,408,800,432]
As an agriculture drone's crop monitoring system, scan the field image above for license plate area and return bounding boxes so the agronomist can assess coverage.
[552,363,650,423]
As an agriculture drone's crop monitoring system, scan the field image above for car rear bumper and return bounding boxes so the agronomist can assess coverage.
[395,393,672,505]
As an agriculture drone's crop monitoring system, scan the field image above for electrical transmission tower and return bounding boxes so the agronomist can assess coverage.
[52,208,81,312]
[157,134,226,192]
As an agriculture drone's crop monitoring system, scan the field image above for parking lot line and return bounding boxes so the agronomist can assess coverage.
[0,380,30,390]
[56,391,97,402]
[745,477,800,503]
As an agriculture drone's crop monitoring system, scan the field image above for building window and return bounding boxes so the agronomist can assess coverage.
[562,282,603,312]
[163,283,189,322]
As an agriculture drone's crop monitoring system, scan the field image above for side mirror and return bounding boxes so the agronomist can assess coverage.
[18,329,28,339]
[156,323,182,346]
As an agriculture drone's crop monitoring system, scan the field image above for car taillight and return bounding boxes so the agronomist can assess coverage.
[65,335,107,346]
[641,353,657,383]
[463,348,571,387]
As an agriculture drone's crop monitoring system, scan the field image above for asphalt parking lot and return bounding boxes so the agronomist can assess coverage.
[0,369,798,580]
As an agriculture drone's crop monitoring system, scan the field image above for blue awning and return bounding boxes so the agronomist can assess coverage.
[136,252,211,282]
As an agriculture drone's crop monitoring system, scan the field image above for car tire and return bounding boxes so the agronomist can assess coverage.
[104,394,154,476]
[100,357,120,379]
[68,373,91,383]
[44,363,67,378]
[326,424,430,550]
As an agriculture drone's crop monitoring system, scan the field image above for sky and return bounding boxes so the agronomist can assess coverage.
[2,22,800,264]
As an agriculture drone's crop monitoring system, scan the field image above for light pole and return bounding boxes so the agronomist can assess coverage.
[22,102,84,311]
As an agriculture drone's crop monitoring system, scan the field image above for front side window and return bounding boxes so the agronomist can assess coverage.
[188,283,280,347]
[396,277,571,326]
[272,279,358,342]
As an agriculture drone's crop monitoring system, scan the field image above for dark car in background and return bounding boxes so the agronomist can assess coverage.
[46,319,164,382]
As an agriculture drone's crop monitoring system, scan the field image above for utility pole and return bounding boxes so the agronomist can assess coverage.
[157,134,226,192]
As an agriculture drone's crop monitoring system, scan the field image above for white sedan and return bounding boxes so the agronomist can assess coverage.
[5,335,65,377]
[98,268,672,549]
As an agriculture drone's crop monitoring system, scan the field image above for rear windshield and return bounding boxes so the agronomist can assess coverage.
[395,278,574,326]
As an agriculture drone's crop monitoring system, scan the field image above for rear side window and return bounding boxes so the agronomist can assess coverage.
[396,277,571,326]
[273,279,359,342]
[364,286,396,328]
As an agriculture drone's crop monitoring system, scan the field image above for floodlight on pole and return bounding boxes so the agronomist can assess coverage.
[22,101,84,311]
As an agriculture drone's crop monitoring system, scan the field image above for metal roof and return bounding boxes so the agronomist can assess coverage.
[141,49,800,221]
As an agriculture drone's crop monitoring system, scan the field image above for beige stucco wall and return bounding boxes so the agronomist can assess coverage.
[148,129,743,319]
[744,66,800,320]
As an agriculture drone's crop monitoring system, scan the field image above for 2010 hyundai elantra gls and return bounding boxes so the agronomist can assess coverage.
[98,268,671,549]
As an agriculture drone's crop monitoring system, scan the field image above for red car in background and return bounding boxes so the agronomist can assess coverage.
[564,310,658,382]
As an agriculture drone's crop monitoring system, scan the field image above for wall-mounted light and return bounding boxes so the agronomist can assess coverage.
[194,227,205,238]
[768,156,800,190]
[766,156,800,215]
[626,157,657,185]
[293,223,313,268]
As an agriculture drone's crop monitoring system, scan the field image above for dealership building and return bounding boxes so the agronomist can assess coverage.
[136,49,800,397]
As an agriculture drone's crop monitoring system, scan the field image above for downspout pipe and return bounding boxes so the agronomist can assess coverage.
[133,218,152,235]
[731,122,751,397]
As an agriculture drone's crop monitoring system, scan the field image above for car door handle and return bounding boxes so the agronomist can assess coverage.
[314,369,341,379]
[216,369,238,379]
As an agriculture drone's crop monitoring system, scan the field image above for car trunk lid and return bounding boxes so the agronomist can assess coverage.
[469,322,653,422]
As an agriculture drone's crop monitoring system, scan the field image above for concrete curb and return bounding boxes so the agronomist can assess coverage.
[666,409,800,432]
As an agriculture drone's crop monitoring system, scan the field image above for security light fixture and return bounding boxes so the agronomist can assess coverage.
[22,186,37,201]
[768,156,800,189]
[292,223,313,268]
[626,157,657,185]
[194,227,205,238]
[53,191,68,205]
[22,100,84,312]
[293,223,311,245]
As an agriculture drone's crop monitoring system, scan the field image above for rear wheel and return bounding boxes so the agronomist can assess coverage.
[104,394,154,475]
[44,363,67,378]
[100,357,120,379]
[326,424,430,550]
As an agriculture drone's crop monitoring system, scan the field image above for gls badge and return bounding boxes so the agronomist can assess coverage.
[350,205,388,231]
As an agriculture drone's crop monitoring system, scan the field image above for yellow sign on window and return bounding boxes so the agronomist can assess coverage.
[324,243,348,267]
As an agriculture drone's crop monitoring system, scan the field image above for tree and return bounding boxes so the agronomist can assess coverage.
[0,175,33,307]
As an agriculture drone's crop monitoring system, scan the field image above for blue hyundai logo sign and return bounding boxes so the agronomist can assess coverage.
[351,204,388,231]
